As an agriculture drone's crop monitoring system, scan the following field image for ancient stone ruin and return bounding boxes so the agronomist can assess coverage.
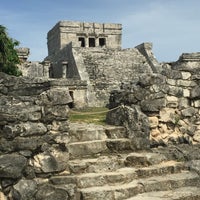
[19,21,162,107]
[1,20,200,199]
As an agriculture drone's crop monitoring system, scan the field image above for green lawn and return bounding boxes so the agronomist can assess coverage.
[69,107,109,125]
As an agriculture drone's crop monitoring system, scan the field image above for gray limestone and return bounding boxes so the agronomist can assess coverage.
[2,20,200,199]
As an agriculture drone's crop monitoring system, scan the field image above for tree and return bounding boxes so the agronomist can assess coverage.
[0,25,22,76]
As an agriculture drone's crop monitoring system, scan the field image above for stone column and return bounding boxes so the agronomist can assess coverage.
[43,61,51,78]
[85,36,89,47]
[62,61,68,78]
[95,37,98,47]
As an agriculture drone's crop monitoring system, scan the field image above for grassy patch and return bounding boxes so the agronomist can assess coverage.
[69,107,108,125]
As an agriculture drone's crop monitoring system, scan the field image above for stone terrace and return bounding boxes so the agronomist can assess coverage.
[50,122,200,200]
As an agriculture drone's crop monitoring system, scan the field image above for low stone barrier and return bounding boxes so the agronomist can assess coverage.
[106,64,200,147]
[0,73,72,199]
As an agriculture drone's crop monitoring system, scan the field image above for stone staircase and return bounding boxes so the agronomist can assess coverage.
[79,48,153,81]
[50,122,200,200]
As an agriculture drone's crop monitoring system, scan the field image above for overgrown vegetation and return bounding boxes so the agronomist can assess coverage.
[0,25,22,76]
[69,107,108,125]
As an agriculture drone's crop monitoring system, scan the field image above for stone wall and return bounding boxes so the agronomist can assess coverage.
[47,42,81,79]
[46,21,162,107]
[0,72,76,199]
[18,61,50,78]
[47,41,159,107]
[73,44,157,106]
[47,21,122,56]
[106,54,200,147]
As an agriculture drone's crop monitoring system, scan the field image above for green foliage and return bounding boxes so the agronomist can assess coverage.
[0,25,22,76]
[69,107,108,125]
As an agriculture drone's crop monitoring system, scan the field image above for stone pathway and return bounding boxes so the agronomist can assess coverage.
[51,122,200,200]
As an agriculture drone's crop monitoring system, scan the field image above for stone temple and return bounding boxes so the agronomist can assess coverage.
[17,20,200,109]
[42,20,162,107]
[2,20,200,199]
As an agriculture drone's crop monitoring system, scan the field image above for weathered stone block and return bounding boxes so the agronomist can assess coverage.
[193,100,200,108]
[166,95,178,108]
[138,73,166,87]
[181,107,197,117]
[107,105,150,150]
[141,98,166,112]
[20,122,47,137]
[42,105,69,122]
[125,152,166,167]
[193,131,200,143]
[36,88,72,106]
[190,86,200,99]
[161,69,182,79]
[0,192,6,200]
[0,136,46,152]
[187,160,200,175]
[177,79,196,87]
[35,184,69,200]
[181,71,191,80]
[0,154,27,179]
[33,149,69,173]
[178,98,190,109]
[14,179,37,200]
[46,88,72,105]
[0,103,42,123]
[183,89,190,97]
[166,79,176,86]
[192,74,200,80]
[159,108,178,123]
[168,86,183,97]
[51,120,69,132]
[148,117,159,128]
[2,124,23,139]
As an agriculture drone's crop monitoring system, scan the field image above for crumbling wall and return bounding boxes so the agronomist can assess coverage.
[73,44,156,106]
[18,61,50,78]
[106,54,200,147]
[0,72,77,200]
[47,43,81,79]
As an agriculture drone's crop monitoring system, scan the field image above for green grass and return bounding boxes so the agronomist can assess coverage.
[69,107,108,125]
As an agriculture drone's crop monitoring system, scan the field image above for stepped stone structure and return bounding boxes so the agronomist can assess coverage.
[2,20,200,199]
[45,21,161,106]
[106,52,200,148]
[0,71,200,199]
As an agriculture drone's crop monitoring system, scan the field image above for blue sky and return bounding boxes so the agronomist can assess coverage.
[1,0,200,62]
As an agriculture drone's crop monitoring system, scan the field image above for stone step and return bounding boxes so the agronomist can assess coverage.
[68,154,126,174]
[50,167,137,189]
[125,152,167,167]
[69,123,127,142]
[136,160,185,178]
[126,186,200,200]
[68,151,184,174]
[104,125,127,139]
[79,179,140,200]
[68,138,132,158]
[79,171,200,200]
[69,123,107,142]
[52,161,184,189]
[68,140,107,158]
[138,170,199,193]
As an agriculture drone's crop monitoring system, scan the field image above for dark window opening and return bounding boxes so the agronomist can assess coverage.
[99,38,106,47]
[78,37,85,47]
[68,91,74,108]
[89,38,95,47]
